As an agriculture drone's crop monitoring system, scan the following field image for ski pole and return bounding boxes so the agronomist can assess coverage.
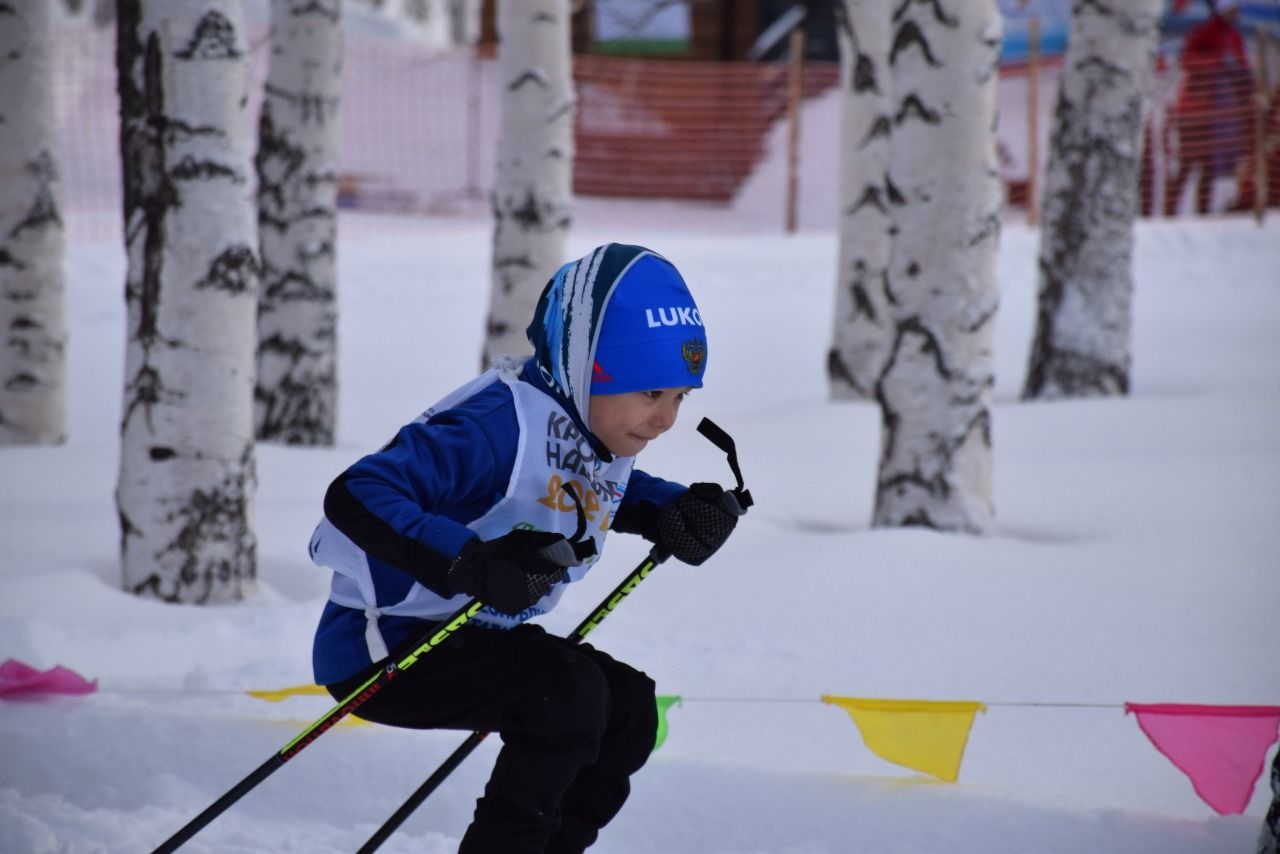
[356,417,752,853]
[356,546,671,854]
[148,597,483,854]
[149,484,593,854]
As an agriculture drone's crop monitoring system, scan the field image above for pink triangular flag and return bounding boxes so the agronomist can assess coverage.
[1126,702,1280,814]
[0,659,98,698]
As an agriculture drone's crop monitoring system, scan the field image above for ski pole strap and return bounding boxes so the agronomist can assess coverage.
[696,417,754,512]
[557,480,598,563]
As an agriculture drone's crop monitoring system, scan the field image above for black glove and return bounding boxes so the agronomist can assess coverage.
[447,530,580,616]
[657,482,743,566]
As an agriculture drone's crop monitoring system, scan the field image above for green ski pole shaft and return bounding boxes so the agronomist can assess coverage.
[148,598,485,854]
[355,547,670,854]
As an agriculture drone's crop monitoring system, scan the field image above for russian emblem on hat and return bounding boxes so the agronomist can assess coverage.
[681,339,705,376]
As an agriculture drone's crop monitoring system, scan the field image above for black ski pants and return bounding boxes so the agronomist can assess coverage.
[327,622,658,854]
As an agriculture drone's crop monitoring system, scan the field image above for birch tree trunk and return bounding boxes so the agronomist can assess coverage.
[483,0,574,367]
[0,0,67,445]
[116,0,259,602]
[827,0,894,400]
[873,0,1003,534]
[1023,0,1161,400]
[255,0,343,445]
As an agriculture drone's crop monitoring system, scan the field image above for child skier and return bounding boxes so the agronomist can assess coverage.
[308,243,742,853]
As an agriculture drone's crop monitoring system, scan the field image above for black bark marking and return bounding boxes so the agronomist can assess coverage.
[256,103,305,222]
[826,348,874,398]
[118,22,177,351]
[262,81,340,127]
[847,184,888,216]
[121,363,185,432]
[140,452,256,603]
[509,70,548,92]
[170,154,242,184]
[290,0,341,23]
[850,280,879,322]
[893,0,959,28]
[262,266,333,303]
[175,10,243,60]
[546,99,575,126]
[894,93,941,127]
[874,319,993,532]
[836,0,885,95]
[195,244,258,295]
[890,19,941,68]
[254,330,336,445]
[861,114,892,146]
[509,190,544,229]
[9,150,63,239]
[884,177,906,210]
[4,372,37,391]
[853,53,879,93]
[120,363,185,435]
[968,212,1001,248]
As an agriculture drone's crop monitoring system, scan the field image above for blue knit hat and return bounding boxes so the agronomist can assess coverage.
[526,244,707,426]
[591,253,707,395]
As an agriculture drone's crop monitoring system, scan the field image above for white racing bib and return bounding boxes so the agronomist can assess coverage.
[310,367,634,636]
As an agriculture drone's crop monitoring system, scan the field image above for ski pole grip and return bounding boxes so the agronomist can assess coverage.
[720,489,751,516]
[536,537,589,567]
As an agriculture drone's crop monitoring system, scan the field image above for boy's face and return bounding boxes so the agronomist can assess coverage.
[588,387,692,457]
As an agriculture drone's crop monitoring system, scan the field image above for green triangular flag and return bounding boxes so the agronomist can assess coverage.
[654,695,682,752]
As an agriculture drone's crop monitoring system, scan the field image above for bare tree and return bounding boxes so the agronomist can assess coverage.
[255,0,343,445]
[1023,0,1162,400]
[0,0,66,445]
[873,0,1003,534]
[827,0,894,400]
[116,0,259,602]
[483,0,574,367]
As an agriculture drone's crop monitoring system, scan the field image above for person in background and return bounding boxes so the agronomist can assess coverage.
[1165,0,1254,215]
[308,243,743,853]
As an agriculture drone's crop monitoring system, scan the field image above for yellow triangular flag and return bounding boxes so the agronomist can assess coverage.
[821,695,986,782]
[246,684,330,703]
[247,683,369,727]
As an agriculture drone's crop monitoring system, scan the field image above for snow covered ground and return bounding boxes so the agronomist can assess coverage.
[1,212,1278,853]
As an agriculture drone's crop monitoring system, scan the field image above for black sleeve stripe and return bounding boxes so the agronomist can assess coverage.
[323,472,455,597]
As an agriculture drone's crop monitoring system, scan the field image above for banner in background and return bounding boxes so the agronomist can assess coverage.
[229,682,1280,812]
